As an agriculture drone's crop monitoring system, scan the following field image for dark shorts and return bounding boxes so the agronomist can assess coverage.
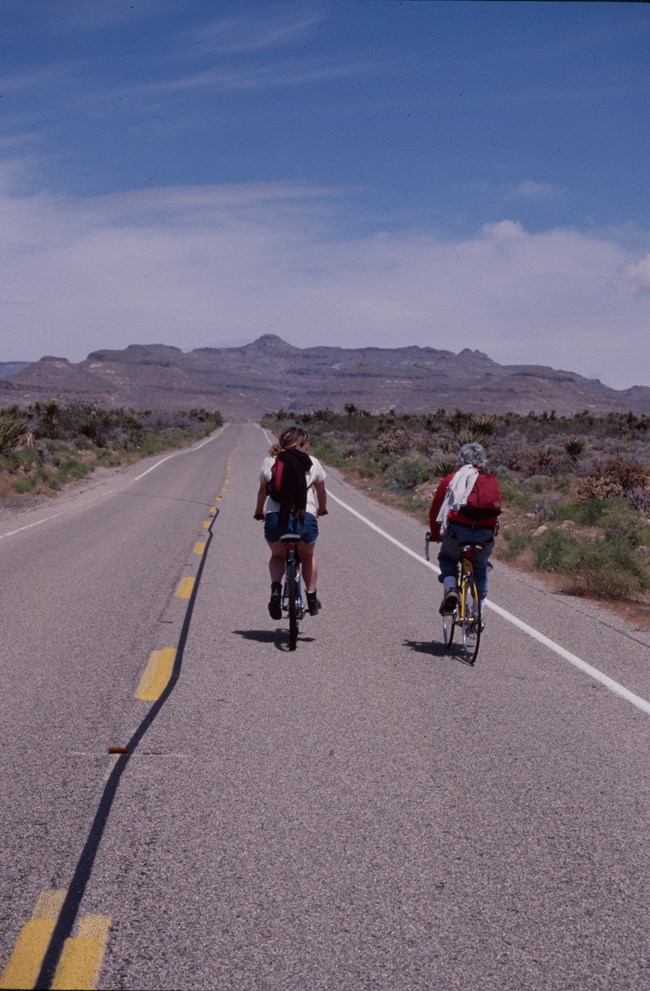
[264,511,319,545]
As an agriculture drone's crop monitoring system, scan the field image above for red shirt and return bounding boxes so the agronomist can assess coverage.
[428,468,500,540]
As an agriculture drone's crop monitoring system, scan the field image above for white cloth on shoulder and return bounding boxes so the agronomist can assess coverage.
[436,464,479,535]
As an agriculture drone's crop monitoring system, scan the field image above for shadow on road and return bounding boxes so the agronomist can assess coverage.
[233,628,316,651]
[233,628,280,643]
[403,639,474,667]
[402,638,448,657]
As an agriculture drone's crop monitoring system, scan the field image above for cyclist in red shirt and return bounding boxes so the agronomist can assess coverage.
[429,442,500,615]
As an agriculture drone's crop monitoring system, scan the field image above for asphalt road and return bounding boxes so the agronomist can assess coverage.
[0,422,648,991]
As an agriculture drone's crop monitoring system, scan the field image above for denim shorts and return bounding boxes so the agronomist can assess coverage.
[264,511,319,545]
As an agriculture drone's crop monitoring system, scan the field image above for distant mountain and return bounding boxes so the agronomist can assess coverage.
[0,361,31,380]
[0,336,648,417]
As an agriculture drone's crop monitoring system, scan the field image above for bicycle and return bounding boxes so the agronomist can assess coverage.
[280,532,304,651]
[425,531,483,665]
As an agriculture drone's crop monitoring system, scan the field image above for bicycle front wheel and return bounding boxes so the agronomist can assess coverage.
[287,563,299,651]
[460,577,481,665]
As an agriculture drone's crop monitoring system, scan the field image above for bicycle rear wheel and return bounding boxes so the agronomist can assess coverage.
[287,562,299,651]
[441,610,455,648]
[459,576,481,665]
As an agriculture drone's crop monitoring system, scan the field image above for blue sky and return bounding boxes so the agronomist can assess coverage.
[1,0,649,389]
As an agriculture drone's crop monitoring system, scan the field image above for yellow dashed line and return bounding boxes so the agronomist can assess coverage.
[176,576,195,599]
[51,915,110,991]
[1,889,66,989]
[136,648,176,701]
[208,506,217,516]
[193,541,206,555]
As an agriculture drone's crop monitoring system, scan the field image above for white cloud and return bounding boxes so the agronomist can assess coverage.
[0,177,649,390]
[625,253,650,291]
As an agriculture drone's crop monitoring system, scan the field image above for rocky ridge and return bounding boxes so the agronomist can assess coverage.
[1,335,648,417]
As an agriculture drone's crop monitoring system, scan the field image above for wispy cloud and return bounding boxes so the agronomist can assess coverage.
[136,56,368,95]
[506,180,563,201]
[185,9,325,55]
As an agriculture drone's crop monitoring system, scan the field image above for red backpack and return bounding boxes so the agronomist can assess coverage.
[266,456,285,502]
[460,470,502,521]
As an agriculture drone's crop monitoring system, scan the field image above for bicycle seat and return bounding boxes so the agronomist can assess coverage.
[280,532,303,543]
[461,542,486,555]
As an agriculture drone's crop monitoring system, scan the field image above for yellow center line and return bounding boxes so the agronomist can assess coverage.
[1,889,66,990]
[193,541,206,555]
[176,576,195,599]
[136,648,176,701]
[51,915,110,991]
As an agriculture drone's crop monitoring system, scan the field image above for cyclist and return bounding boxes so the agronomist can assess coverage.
[428,442,501,615]
[254,427,328,619]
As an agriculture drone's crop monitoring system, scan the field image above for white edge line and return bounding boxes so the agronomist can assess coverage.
[329,490,650,716]
[132,426,222,480]
[0,428,225,538]
[0,513,66,540]
[132,452,179,481]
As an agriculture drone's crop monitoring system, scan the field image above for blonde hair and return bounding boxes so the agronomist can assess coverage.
[269,426,309,457]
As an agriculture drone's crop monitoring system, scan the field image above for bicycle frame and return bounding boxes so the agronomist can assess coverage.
[426,531,482,664]
[455,545,482,664]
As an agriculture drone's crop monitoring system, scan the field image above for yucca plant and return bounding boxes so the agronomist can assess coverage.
[0,410,28,454]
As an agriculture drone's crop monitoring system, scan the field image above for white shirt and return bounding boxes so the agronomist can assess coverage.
[260,455,327,517]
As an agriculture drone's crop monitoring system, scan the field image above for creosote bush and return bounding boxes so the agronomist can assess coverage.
[0,402,223,501]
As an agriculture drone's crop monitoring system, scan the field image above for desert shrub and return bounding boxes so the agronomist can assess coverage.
[387,456,432,490]
[498,477,532,514]
[492,465,516,482]
[525,445,568,477]
[577,457,650,505]
[358,465,376,479]
[532,489,569,522]
[55,457,92,484]
[94,449,122,467]
[521,474,554,493]
[565,437,585,459]
[561,537,650,600]
[309,438,346,469]
[13,477,37,493]
[372,426,410,456]
[598,502,650,547]
[500,532,530,560]
[534,529,576,573]
[626,486,650,513]
[550,498,609,526]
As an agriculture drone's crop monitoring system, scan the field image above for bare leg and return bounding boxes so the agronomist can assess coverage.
[266,541,287,583]
[298,542,317,592]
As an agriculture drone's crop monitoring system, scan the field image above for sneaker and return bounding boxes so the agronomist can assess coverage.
[439,589,458,615]
[268,590,282,620]
[306,592,321,616]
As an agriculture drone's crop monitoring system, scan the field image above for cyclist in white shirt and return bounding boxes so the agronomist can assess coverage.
[254,427,327,618]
